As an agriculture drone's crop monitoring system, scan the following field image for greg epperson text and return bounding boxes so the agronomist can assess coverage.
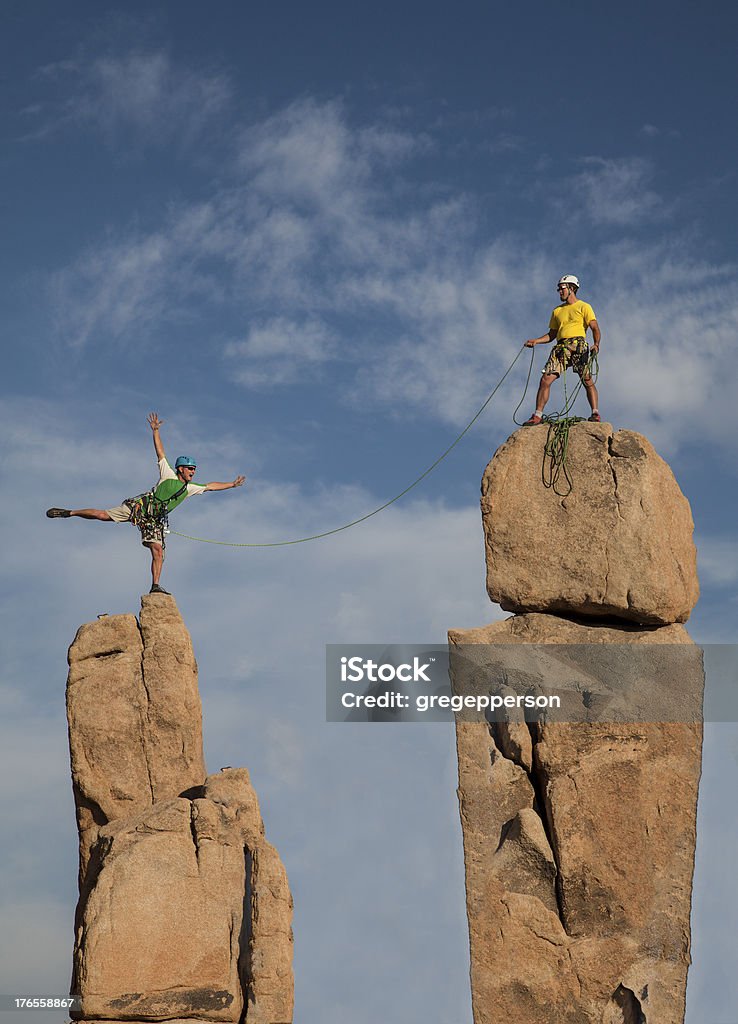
[341,688,561,714]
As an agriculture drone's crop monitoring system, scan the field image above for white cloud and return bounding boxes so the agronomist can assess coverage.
[45,97,738,457]
[47,97,476,362]
[27,50,230,146]
[87,52,229,134]
[224,317,336,387]
[50,230,176,349]
[239,98,360,202]
[573,156,664,226]
[639,123,680,140]
[588,240,738,453]
[238,98,423,210]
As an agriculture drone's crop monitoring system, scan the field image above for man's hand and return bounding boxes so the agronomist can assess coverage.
[148,413,166,460]
[524,339,538,348]
[592,341,600,354]
[232,476,246,488]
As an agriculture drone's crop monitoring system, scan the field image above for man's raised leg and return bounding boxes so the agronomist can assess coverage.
[46,507,114,519]
[70,509,114,520]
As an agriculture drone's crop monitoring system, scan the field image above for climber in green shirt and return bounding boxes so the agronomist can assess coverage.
[46,413,246,594]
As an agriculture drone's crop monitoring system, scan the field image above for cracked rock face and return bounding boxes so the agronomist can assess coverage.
[67,599,206,884]
[451,614,703,1024]
[481,423,699,624]
[66,596,293,1024]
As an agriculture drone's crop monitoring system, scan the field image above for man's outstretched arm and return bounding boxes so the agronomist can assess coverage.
[148,412,166,461]
[204,476,246,492]
[525,329,557,347]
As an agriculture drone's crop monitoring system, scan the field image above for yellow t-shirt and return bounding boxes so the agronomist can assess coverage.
[549,300,597,341]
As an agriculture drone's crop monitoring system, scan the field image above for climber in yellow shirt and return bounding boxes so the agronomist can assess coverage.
[522,275,601,425]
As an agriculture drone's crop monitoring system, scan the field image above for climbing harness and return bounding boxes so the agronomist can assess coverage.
[125,481,189,546]
[512,344,600,497]
[169,345,529,548]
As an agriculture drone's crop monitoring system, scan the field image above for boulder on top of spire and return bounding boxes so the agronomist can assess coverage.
[481,421,699,625]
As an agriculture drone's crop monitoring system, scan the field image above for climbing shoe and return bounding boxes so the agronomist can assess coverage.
[46,508,71,518]
[523,415,542,426]
[588,412,601,422]
[149,584,171,595]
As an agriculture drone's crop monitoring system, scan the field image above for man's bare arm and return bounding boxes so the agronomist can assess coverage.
[525,329,557,348]
[589,319,601,353]
[204,476,246,492]
[148,412,166,461]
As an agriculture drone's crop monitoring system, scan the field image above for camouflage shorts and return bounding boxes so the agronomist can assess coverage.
[543,338,592,379]
[123,498,166,549]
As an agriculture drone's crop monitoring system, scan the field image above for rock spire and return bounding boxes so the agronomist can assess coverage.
[452,422,702,1024]
[66,594,293,1024]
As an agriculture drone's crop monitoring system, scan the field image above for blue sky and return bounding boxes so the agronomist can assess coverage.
[1,2,737,1021]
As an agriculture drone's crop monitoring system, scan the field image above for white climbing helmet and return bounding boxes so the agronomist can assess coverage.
[558,274,580,289]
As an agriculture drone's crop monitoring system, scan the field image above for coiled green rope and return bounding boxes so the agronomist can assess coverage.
[512,346,599,497]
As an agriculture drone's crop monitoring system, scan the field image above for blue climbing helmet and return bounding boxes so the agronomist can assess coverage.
[175,455,197,469]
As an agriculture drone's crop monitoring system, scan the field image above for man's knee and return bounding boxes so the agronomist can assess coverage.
[541,373,558,385]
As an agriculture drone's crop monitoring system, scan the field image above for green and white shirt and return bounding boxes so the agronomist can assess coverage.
[153,459,207,514]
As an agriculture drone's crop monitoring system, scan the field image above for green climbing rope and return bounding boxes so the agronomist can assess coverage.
[512,346,599,497]
[169,344,528,548]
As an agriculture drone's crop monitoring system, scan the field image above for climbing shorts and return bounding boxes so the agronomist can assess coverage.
[108,499,167,548]
[106,504,134,523]
[543,337,592,380]
[135,516,166,549]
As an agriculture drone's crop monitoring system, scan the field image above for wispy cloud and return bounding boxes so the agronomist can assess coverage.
[48,97,465,353]
[50,229,177,348]
[45,95,738,455]
[639,123,680,139]
[572,156,664,225]
[26,50,230,146]
[48,95,537,413]
[238,98,427,206]
[590,239,738,452]
[224,317,337,387]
